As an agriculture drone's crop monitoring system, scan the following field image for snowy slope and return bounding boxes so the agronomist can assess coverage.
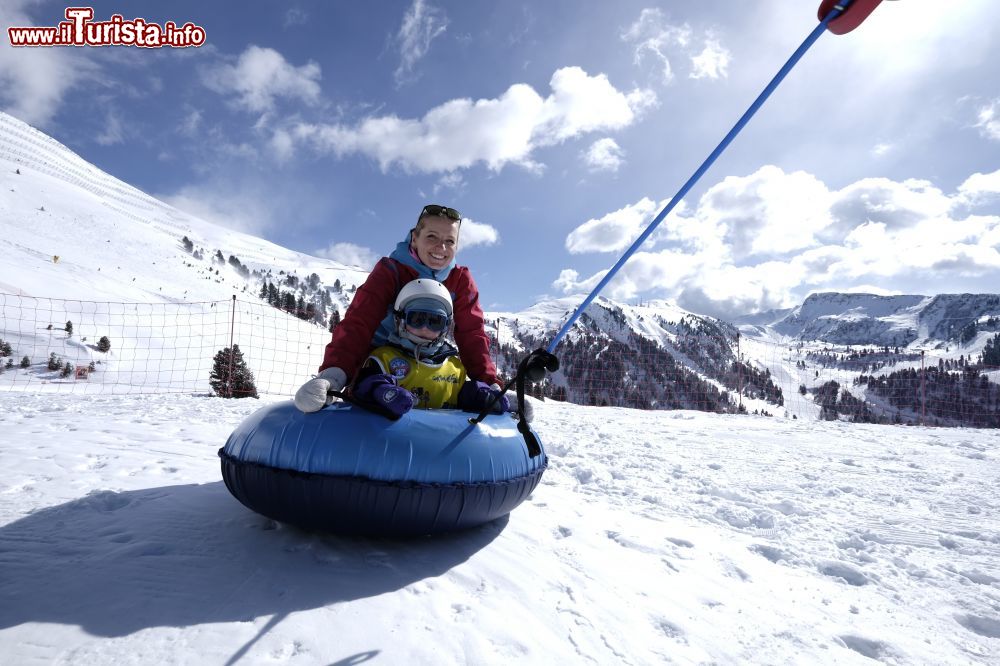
[1,393,998,664]
[0,111,370,303]
[767,292,1000,348]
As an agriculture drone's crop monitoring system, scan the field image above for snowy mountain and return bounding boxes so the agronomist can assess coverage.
[763,291,1000,348]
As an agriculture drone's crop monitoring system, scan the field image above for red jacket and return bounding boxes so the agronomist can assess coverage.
[320,258,498,385]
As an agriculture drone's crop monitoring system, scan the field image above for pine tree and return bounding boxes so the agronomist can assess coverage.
[47,352,61,370]
[61,361,73,378]
[0,339,11,357]
[65,320,73,336]
[97,336,111,353]
[20,356,30,369]
[209,344,259,398]
[329,309,341,332]
[983,333,1000,367]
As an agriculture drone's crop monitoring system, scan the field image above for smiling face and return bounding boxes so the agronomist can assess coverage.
[411,216,460,270]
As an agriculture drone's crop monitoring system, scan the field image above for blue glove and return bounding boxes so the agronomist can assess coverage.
[355,373,414,420]
[458,380,510,414]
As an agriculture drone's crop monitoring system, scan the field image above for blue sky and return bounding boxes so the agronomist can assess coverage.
[2,0,999,318]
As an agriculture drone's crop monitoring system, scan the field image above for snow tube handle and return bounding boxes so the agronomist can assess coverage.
[818,0,883,35]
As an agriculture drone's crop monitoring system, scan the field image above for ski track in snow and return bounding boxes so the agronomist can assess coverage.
[0,393,998,665]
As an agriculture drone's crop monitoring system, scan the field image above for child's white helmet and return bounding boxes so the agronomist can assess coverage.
[394,279,453,317]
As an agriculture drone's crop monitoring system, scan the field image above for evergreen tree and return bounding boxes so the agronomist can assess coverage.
[20,356,30,369]
[97,336,111,352]
[4,358,12,369]
[209,344,259,398]
[65,320,73,336]
[61,362,73,378]
[329,309,341,332]
[259,282,268,300]
[0,338,11,357]
[983,333,1000,367]
[47,352,61,370]
[182,236,194,253]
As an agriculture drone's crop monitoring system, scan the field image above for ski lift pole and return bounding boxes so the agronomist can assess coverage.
[546,0,868,355]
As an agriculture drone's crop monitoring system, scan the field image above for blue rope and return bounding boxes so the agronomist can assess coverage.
[546,1,856,354]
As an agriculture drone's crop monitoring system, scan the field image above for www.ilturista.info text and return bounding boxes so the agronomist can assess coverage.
[7,7,206,48]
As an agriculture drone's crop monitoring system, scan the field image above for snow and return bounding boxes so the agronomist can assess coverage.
[1,393,998,664]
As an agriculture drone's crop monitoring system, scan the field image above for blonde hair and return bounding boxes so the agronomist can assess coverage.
[414,214,461,236]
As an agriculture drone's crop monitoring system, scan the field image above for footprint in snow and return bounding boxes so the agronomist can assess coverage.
[819,561,869,586]
[838,635,894,661]
[956,614,1000,638]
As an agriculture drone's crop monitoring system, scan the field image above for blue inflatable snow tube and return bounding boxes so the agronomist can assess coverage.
[219,400,547,536]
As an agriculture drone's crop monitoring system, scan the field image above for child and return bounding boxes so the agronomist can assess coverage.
[351,278,517,420]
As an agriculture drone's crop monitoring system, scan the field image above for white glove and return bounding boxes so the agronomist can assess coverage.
[294,367,347,413]
[491,383,535,423]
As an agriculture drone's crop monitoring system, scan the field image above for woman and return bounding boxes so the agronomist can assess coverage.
[294,204,499,413]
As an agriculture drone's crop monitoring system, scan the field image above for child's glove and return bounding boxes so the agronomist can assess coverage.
[355,373,414,420]
[459,380,511,415]
[294,367,347,413]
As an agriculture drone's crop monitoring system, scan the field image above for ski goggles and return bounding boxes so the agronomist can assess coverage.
[419,204,461,221]
[403,309,451,333]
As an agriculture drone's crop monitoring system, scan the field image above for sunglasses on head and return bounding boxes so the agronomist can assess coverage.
[403,309,451,333]
[420,204,461,221]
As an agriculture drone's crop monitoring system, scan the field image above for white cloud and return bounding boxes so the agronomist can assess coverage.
[179,108,202,136]
[95,110,126,146]
[697,166,833,259]
[975,99,1000,141]
[459,218,499,248]
[565,198,658,254]
[0,2,96,127]
[583,138,625,173]
[433,172,465,194]
[689,38,730,80]
[201,45,321,113]
[161,185,278,237]
[394,0,448,86]
[958,168,1000,203]
[288,66,655,174]
[622,9,730,85]
[828,177,952,238]
[269,128,296,163]
[315,242,379,270]
[871,142,894,157]
[621,8,690,84]
[554,165,1000,318]
[284,8,308,28]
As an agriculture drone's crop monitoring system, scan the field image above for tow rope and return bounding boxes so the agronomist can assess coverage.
[476,0,887,454]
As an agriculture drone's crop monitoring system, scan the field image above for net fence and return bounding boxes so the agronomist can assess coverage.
[2,293,997,428]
